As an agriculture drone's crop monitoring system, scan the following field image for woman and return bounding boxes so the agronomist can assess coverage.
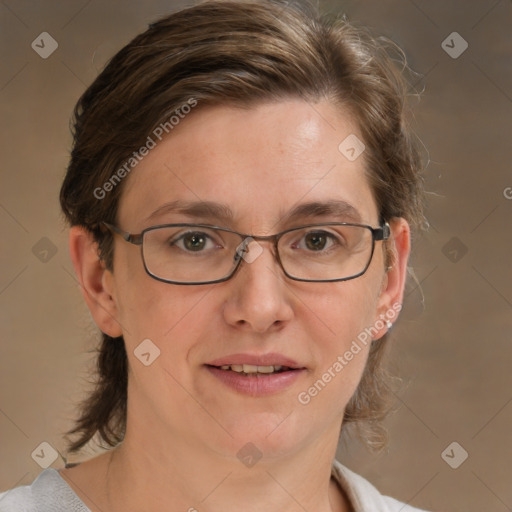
[0,0,427,510]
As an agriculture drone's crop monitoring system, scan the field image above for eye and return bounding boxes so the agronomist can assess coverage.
[298,231,340,252]
[173,231,218,252]
[304,232,329,251]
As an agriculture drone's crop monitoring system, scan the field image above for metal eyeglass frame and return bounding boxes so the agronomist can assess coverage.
[102,221,391,285]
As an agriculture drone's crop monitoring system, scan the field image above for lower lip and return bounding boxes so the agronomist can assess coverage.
[206,366,306,396]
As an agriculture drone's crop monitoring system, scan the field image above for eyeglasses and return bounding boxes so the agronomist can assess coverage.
[102,221,390,285]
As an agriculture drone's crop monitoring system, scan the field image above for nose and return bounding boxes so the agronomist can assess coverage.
[222,239,294,333]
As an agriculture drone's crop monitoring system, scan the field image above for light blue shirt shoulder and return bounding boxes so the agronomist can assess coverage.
[332,460,430,511]
[0,468,90,512]
[1,461,430,512]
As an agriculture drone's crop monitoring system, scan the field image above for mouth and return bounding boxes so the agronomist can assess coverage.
[204,355,306,396]
[206,364,298,376]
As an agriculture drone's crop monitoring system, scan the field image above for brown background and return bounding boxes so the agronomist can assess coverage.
[1,1,511,511]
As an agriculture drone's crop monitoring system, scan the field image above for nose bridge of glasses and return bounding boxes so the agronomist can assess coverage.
[233,233,280,265]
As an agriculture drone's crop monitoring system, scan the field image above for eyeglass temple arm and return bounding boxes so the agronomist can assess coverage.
[374,222,391,241]
[102,222,143,245]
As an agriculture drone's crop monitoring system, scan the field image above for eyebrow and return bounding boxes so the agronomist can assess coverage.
[144,200,234,224]
[282,199,362,225]
[144,199,363,226]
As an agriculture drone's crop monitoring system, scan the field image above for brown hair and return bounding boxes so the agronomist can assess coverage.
[60,0,424,454]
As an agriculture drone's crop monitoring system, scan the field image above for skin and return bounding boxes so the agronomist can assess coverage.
[61,99,410,512]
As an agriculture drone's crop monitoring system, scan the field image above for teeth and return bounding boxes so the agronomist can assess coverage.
[252,365,274,374]
[218,364,286,374]
[257,365,283,373]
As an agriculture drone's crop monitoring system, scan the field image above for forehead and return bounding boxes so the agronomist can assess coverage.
[117,99,379,231]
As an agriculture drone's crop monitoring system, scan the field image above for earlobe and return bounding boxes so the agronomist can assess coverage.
[374,218,411,339]
[69,226,123,338]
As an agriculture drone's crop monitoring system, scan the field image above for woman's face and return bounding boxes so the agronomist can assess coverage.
[103,99,405,460]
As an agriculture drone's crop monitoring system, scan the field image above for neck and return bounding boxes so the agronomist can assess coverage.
[103,418,349,512]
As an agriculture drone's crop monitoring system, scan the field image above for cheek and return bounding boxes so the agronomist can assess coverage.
[118,284,209,347]
[296,275,382,410]
[305,272,381,347]
[112,247,210,355]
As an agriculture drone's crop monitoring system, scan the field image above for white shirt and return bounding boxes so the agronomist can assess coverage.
[0,460,429,511]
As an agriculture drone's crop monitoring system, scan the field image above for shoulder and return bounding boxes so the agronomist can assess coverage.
[0,469,90,512]
[332,460,430,512]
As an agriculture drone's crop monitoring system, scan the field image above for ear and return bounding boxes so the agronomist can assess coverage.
[373,217,411,339]
[69,226,123,338]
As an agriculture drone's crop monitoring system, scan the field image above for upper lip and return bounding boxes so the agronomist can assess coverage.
[206,353,304,369]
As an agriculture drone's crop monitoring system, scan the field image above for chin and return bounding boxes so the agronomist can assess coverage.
[215,410,311,459]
